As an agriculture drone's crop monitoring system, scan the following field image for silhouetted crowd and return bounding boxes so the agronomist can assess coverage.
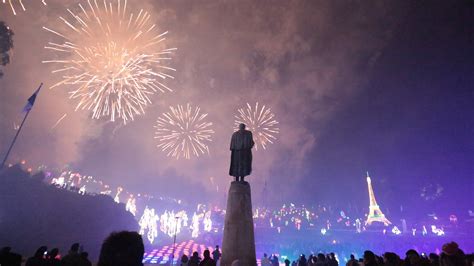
[2,233,473,266]
[260,241,473,266]
[0,231,144,266]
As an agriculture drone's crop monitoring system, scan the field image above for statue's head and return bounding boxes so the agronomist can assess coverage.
[239,123,246,130]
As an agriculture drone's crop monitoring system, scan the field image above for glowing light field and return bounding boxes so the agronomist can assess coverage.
[43,0,176,123]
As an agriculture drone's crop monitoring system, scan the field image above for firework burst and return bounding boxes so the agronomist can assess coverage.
[43,0,176,123]
[2,0,46,15]
[234,102,279,150]
[154,104,214,159]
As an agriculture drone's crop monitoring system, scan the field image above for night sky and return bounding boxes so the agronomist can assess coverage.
[0,0,472,212]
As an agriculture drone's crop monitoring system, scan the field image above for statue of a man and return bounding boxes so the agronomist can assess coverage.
[229,123,255,182]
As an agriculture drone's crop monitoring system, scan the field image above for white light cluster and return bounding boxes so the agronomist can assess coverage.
[139,207,159,244]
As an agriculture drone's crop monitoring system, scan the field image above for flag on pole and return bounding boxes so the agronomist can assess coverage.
[22,83,43,112]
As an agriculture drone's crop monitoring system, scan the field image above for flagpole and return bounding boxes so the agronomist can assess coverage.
[0,83,43,170]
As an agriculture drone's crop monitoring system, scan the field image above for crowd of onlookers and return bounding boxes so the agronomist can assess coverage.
[260,241,473,266]
[1,232,473,266]
[0,231,143,266]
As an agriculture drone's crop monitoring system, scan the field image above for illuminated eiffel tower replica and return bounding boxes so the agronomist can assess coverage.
[365,172,391,226]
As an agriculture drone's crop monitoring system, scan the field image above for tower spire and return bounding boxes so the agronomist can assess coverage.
[365,172,391,226]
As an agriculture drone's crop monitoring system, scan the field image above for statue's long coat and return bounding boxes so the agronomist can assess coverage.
[229,129,254,177]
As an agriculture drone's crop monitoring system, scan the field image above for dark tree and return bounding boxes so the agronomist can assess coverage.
[0,21,14,78]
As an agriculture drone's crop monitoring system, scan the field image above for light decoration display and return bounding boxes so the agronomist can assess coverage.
[51,176,66,188]
[391,226,401,235]
[159,210,187,237]
[142,240,214,264]
[365,172,391,226]
[78,185,86,195]
[234,102,279,150]
[321,228,327,235]
[2,0,47,15]
[42,0,176,123]
[190,212,200,238]
[431,225,445,236]
[114,187,123,203]
[139,206,159,244]
[203,211,212,232]
[126,194,137,216]
[154,103,215,159]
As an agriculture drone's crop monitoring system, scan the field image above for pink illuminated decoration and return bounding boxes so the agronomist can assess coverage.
[143,240,214,264]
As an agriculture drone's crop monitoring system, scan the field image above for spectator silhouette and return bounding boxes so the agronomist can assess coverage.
[363,251,377,266]
[80,252,92,266]
[189,251,201,266]
[315,253,326,266]
[346,254,358,266]
[0,246,22,266]
[383,252,400,266]
[61,243,82,266]
[26,246,47,266]
[440,241,465,266]
[428,253,440,266]
[180,254,189,266]
[284,258,291,266]
[46,248,60,266]
[328,253,338,266]
[261,253,272,266]
[405,249,422,266]
[199,250,216,266]
[97,231,144,266]
[212,245,221,262]
[298,254,308,266]
[271,254,279,266]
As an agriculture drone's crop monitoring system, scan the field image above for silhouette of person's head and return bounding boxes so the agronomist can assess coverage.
[192,251,199,258]
[181,255,189,262]
[350,254,355,260]
[215,245,219,249]
[364,250,376,263]
[203,250,210,259]
[1,246,12,254]
[239,123,246,131]
[70,243,80,254]
[317,253,325,261]
[49,248,59,259]
[98,231,144,266]
[34,246,48,258]
[81,252,90,261]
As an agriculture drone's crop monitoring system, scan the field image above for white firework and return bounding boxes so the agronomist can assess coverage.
[43,0,176,123]
[234,102,279,150]
[154,103,214,159]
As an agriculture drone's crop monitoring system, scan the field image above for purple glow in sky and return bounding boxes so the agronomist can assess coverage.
[0,0,472,214]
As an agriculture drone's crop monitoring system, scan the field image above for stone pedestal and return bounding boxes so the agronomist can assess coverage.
[220,181,256,266]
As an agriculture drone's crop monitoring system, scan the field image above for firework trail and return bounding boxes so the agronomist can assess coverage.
[154,104,214,159]
[2,0,46,15]
[43,0,176,123]
[234,102,279,150]
[51,113,68,130]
